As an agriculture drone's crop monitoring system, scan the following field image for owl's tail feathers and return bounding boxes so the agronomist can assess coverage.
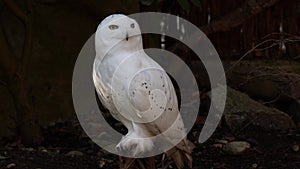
[169,149,192,169]
[167,139,194,169]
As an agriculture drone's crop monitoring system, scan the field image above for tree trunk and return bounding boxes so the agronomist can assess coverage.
[0,0,40,145]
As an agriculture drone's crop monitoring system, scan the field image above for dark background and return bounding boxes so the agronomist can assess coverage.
[0,0,299,168]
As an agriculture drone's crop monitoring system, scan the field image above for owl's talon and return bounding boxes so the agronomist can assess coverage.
[116,134,154,157]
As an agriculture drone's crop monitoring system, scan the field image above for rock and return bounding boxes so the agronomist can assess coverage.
[215,139,228,144]
[212,139,228,148]
[292,145,299,152]
[251,163,258,168]
[6,163,16,168]
[99,158,106,168]
[212,143,223,148]
[107,159,114,163]
[23,147,35,152]
[41,149,48,153]
[223,141,251,155]
[38,147,47,153]
[210,86,296,132]
[66,151,84,157]
[0,155,8,160]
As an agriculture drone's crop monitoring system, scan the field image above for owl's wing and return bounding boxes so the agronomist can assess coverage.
[127,59,188,141]
[93,57,122,121]
[128,63,192,164]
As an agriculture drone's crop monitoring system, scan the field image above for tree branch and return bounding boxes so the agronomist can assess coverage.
[0,27,18,79]
[2,0,29,24]
[2,0,33,69]
[21,0,33,66]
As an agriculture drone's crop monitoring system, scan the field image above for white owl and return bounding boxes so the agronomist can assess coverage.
[93,14,192,169]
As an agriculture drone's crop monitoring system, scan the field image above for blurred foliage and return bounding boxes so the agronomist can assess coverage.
[140,0,155,6]
[122,0,202,13]
[177,0,191,13]
[177,0,201,13]
[191,0,201,8]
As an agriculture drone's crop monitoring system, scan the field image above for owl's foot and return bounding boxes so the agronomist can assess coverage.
[116,134,154,157]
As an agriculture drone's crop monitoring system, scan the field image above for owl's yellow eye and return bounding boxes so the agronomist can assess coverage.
[109,25,119,30]
[130,23,135,28]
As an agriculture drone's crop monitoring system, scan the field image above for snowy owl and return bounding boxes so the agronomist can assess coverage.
[93,14,192,168]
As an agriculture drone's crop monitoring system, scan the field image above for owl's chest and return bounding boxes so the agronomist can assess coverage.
[100,53,149,84]
[95,54,146,117]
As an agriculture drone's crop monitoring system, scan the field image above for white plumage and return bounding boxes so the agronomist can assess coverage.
[93,14,192,168]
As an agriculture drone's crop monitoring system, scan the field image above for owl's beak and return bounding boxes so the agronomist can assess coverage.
[126,33,129,41]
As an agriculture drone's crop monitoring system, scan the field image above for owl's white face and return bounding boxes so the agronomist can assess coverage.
[95,14,143,60]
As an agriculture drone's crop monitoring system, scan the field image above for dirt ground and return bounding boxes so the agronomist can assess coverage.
[0,119,299,169]
[0,59,300,169]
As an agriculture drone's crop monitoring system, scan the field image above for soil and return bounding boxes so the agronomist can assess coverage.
[1,60,300,169]
[0,119,299,169]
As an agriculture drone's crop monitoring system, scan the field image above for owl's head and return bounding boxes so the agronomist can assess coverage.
[95,14,143,59]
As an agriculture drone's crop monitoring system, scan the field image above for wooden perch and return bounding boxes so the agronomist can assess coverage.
[200,0,279,35]
[166,0,282,59]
